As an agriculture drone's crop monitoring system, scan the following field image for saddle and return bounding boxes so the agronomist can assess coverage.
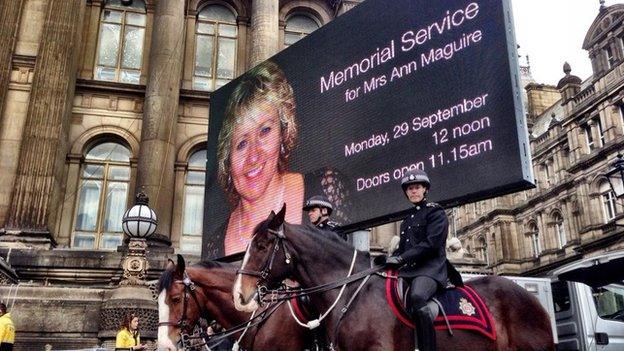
[385,270,496,341]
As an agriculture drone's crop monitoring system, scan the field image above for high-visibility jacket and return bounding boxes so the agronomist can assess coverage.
[115,328,140,349]
[0,313,15,351]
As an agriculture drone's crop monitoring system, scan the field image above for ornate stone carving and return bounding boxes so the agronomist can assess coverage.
[120,238,150,286]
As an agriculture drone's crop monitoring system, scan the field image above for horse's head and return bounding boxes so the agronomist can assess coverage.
[157,255,203,351]
[233,204,295,312]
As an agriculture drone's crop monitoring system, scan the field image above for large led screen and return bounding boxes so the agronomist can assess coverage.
[203,0,533,259]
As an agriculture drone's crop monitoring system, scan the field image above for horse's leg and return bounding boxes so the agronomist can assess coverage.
[252,306,311,351]
[469,277,555,351]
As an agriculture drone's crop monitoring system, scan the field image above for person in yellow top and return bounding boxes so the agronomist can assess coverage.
[0,303,15,351]
[115,313,145,351]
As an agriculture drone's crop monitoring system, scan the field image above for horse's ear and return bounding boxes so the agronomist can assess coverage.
[272,203,286,228]
[176,254,186,276]
[166,258,175,270]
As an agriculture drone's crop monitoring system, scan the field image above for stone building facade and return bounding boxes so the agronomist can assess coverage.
[3,0,624,349]
[451,3,624,276]
[0,0,360,349]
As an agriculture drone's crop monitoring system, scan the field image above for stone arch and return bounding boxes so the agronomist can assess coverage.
[280,0,333,26]
[549,208,564,219]
[191,0,248,18]
[589,172,609,196]
[525,218,539,233]
[100,0,151,11]
[583,5,624,50]
[70,125,140,158]
[177,134,208,163]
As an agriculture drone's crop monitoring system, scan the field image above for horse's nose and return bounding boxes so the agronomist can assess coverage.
[244,290,259,305]
[236,291,244,304]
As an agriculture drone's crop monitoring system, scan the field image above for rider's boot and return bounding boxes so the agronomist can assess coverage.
[413,306,436,351]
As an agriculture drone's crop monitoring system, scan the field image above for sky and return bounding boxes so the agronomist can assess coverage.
[511,0,624,85]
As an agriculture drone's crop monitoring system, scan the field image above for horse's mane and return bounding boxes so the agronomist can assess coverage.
[157,260,231,293]
[287,223,372,264]
[157,265,176,293]
[195,260,229,270]
[253,217,272,237]
[252,218,369,258]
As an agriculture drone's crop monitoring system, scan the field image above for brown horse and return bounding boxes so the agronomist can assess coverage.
[157,255,313,351]
[233,206,555,351]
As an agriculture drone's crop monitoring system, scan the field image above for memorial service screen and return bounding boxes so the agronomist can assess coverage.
[202,0,533,259]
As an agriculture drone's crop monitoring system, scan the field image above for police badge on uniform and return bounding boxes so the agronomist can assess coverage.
[459,297,476,316]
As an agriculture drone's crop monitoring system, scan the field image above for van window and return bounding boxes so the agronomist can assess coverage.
[592,282,624,322]
[552,281,571,313]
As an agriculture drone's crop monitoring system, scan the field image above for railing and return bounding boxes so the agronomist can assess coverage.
[572,84,596,105]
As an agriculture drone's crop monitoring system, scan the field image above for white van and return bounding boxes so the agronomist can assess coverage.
[550,251,624,351]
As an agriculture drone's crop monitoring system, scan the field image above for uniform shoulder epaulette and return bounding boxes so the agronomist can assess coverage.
[326,221,339,228]
[426,202,441,208]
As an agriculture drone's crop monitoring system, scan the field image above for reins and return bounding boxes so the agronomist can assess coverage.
[262,265,384,302]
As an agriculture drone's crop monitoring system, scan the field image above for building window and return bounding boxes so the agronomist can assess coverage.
[193,5,237,91]
[284,14,320,47]
[73,142,131,249]
[553,212,567,249]
[528,222,541,258]
[620,105,624,134]
[95,0,146,84]
[583,124,594,151]
[601,181,619,222]
[181,149,207,253]
[595,117,605,147]
[563,145,572,167]
[543,163,550,186]
[605,46,617,69]
[477,236,488,265]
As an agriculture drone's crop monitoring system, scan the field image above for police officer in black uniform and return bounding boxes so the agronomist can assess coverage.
[375,169,461,351]
[302,195,347,240]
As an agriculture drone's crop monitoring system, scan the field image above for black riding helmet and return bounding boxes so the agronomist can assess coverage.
[302,195,333,215]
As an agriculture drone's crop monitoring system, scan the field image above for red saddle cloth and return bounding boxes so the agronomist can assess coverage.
[385,269,496,341]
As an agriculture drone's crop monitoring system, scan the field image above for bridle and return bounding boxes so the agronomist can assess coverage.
[159,266,291,351]
[236,227,292,303]
[158,271,209,349]
[235,224,389,349]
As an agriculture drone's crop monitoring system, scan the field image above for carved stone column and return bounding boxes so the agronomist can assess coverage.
[1,0,84,248]
[135,0,185,242]
[0,0,23,118]
[249,0,279,66]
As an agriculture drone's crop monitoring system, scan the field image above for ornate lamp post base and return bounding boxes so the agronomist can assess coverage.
[120,238,150,286]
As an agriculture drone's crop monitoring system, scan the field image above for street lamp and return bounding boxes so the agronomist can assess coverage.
[100,192,158,345]
[119,192,157,285]
[606,154,624,198]
[122,192,157,238]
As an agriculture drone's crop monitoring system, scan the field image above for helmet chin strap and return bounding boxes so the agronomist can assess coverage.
[314,216,329,226]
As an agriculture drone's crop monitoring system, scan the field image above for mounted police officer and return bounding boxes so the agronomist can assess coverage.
[375,169,462,351]
[303,195,347,240]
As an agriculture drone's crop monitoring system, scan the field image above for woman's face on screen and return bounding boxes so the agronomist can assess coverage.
[230,101,282,202]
